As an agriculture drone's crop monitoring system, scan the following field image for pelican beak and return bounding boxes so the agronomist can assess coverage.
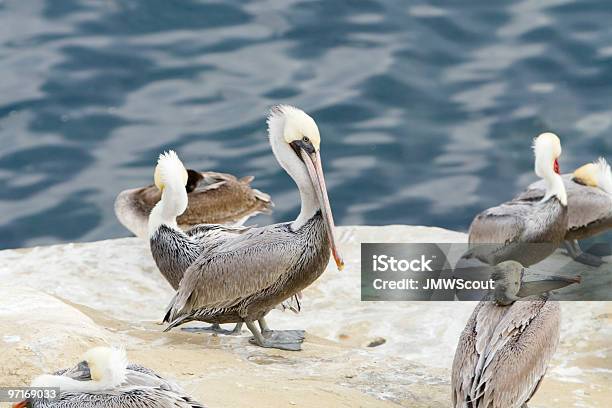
[12,401,28,408]
[517,274,580,297]
[63,360,91,381]
[301,149,344,271]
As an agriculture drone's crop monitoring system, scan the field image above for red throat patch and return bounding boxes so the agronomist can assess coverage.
[554,159,560,174]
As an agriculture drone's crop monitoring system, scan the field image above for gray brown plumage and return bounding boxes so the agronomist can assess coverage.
[452,298,559,408]
[452,261,579,408]
[465,133,568,267]
[18,348,205,408]
[114,170,272,238]
[163,212,329,328]
[517,160,612,242]
[153,106,344,351]
[467,196,568,266]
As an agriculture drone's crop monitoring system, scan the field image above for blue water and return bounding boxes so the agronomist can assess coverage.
[1,0,612,249]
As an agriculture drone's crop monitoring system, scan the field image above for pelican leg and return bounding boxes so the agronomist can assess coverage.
[181,323,241,335]
[564,240,604,267]
[230,322,244,335]
[258,317,271,333]
[245,321,304,351]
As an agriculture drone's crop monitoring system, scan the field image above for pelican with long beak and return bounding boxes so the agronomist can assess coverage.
[12,347,204,408]
[465,132,568,267]
[114,166,272,239]
[516,157,612,266]
[162,105,344,351]
[452,261,580,408]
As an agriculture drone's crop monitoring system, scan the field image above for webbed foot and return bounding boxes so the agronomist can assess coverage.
[245,321,304,351]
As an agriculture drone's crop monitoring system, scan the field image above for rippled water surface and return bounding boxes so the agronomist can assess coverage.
[1,0,612,249]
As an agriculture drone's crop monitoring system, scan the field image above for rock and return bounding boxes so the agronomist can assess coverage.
[367,337,387,348]
[0,226,610,407]
[0,287,110,386]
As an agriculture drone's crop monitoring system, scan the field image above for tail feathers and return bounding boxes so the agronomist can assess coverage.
[163,315,193,332]
[155,150,187,192]
[162,293,192,331]
[595,157,612,194]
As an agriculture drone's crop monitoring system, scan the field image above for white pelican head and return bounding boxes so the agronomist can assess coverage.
[533,132,567,205]
[573,157,612,194]
[154,150,189,193]
[17,347,128,407]
[267,105,344,271]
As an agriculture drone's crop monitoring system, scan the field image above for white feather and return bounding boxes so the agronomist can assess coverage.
[148,150,189,236]
[532,132,567,206]
[31,347,128,392]
[594,157,612,194]
[267,106,320,230]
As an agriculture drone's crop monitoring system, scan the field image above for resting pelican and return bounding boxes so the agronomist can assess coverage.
[160,105,344,351]
[516,157,612,266]
[465,133,568,267]
[115,168,272,238]
[149,152,300,335]
[452,261,580,408]
[12,347,204,408]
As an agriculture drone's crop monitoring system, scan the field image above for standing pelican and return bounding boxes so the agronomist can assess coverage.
[516,158,612,266]
[115,168,272,238]
[452,261,580,408]
[465,133,568,267]
[160,105,344,351]
[149,152,300,335]
[12,347,204,408]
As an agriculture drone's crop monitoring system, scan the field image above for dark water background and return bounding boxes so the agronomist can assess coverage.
[1,0,612,249]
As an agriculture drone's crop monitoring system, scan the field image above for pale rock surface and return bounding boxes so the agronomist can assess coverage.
[0,226,609,407]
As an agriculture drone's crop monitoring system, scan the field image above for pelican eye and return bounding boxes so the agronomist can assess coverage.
[302,136,310,143]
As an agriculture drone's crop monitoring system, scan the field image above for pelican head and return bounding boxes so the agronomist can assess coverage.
[573,158,612,194]
[533,132,562,177]
[19,347,128,407]
[492,260,580,305]
[492,261,524,305]
[154,150,189,192]
[533,132,567,205]
[148,151,190,235]
[267,105,344,270]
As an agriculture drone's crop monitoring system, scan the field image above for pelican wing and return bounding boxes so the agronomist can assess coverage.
[125,364,186,395]
[468,200,533,245]
[166,224,301,322]
[521,175,611,232]
[452,300,507,407]
[33,387,206,408]
[453,299,560,407]
[566,186,612,232]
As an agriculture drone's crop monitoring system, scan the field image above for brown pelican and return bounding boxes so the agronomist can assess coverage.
[452,261,580,408]
[12,347,204,408]
[148,151,300,335]
[516,157,612,266]
[114,168,272,238]
[161,105,344,351]
[465,133,568,267]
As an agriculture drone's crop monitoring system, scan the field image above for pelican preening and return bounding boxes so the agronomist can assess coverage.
[12,347,204,408]
[517,157,612,266]
[149,151,300,335]
[465,133,568,267]
[452,261,580,408]
[115,168,272,238]
[152,105,343,351]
